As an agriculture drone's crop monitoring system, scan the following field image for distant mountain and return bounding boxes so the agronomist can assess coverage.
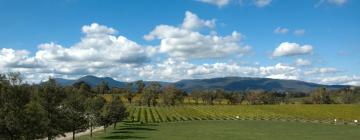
[53,75,349,93]
[54,75,169,89]
[175,77,349,93]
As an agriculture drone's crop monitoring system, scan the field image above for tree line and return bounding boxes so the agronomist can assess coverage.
[99,79,360,106]
[0,73,128,140]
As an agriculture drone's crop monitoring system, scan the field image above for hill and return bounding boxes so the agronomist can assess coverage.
[53,75,349,93]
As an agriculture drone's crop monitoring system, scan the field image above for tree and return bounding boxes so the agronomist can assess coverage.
[135,80,145,105]
[100,96,128,132]
[162,85,185,106]
[37,78,68,140]
[22,99,49,139]
[72,81,91,92]
[143,82,161,107]
[0,82,31,140]
[63,89,88,140]
[245,91,263,105]
[135,80,145,94]
[225,92,244,105]
[190,89,202,105]
[7,72,23,86]
[339,88,356,104]
[201,90,217,105]
[96,81,110,94]
[85,96,106,138]
[124,83,134,104]
[214,89,225,105]
[311,87,333,104]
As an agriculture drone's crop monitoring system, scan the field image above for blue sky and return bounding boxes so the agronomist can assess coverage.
[0,0,359,85]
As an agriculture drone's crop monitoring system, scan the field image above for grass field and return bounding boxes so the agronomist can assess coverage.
[125,105,360,123]
[78,120,360,140]
[78,105,360,140]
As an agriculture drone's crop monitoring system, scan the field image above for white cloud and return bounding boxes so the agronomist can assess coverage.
[136,60,301,82]
[274,27,289,34]
[260,63,300,80]
[0,48,42,68]
[0,23,154,82]
[294,58,311,66]
[312,75,360,86]
[294,29,306,36]
[82,23,117,37]
[253,0,272,7]
[145,11,251,60]
[198,0,230,7]
[36,23,150,64]
[182,11,216,30]
[304,67,338,75]
[272,42,313,57]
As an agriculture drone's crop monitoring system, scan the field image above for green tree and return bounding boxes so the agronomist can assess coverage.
[311,87,333,104]
[143,82,161,107]
[22,99,49,139]
[96,81,110,94]
[100,96,128,132]
[37,78,68,140]
[85,96,106,137]
[0,83,31,140]
[162,85,185,106]
[190,89,203,105]
[225,92,244,105]
[135,80,145,94]
[63,89,88,140]
[124,83,134,104]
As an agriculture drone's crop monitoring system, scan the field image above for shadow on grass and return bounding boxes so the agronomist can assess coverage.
[123,122,159,127]
[102,135,146,139]
[117,127,157,131]
[102,122,158,139]
[112,130,134,134]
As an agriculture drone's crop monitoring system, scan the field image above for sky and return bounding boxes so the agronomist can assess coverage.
[0,0,359,85]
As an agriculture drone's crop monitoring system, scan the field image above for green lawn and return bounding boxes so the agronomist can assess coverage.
[78,120,360,140]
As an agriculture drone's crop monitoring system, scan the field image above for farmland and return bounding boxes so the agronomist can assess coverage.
[124,105,360,124]
[78,104,360,140]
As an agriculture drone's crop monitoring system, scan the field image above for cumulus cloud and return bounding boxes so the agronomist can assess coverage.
[197,0,230,7]
[0,48,42,69]
[294,58,312,66]
[274,27,289,34]
[0,23,154,82]
[182,11,216,30]
[272,42,313,57]
[35,23,151,64]
[259,63,300,80]
[145,11,251,60]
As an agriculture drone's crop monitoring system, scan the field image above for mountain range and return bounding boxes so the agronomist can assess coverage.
[53,75,350,93]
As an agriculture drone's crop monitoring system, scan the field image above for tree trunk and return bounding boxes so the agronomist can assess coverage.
[90,123,93,137]
[114,122,117,129]
[104,125,107,133]
[72,130,75,140]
